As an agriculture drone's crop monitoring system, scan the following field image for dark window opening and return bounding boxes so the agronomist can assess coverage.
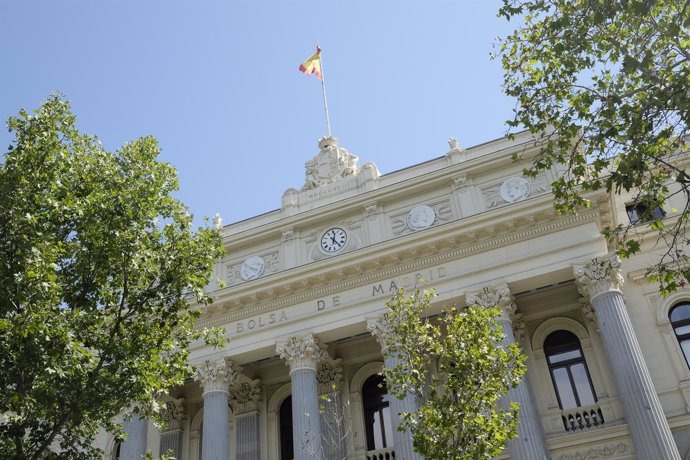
[626,202,665,225]
[670,303,690,368]
[362,374,394,451]
[279,396,294,460]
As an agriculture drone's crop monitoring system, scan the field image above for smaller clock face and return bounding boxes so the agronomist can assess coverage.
[320,228,348,253]
[240,255,265,281]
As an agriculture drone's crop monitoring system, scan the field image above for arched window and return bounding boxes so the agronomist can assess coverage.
[279,395,293,460]
[362,374,393,451]
[544,330,597,409]
[670,302,690,368]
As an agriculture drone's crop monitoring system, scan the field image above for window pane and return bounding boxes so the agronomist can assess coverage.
[675,325,690,336]
[382,406,393,448]
[548,349,582,364]
[553,368,577,409]
[571,363,596,406]
[372,410,384,449]
[671,304,690,322]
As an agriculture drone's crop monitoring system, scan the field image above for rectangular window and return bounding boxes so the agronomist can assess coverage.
[626,202,665,225]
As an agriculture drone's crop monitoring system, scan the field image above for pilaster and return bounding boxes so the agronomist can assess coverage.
[318,360,346,460]
[574,255,680,460]
[231,380,262,460]
[159,398,185,460]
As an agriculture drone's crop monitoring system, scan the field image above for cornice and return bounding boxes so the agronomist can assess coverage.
[197,203,604,328]
[220,137,547,250]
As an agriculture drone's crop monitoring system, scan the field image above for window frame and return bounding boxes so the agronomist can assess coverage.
[545,330,598,409]
[669,302,690,369]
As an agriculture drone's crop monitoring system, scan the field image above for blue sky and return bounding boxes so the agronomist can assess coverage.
[1,0,517,226]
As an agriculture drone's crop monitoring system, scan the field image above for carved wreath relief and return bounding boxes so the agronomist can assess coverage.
[406,205,436,231]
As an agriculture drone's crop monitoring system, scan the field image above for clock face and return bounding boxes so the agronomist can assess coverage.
[320,228,348,253]
[240,255,265,281]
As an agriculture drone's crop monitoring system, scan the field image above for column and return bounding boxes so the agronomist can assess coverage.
[318,360,346,460]
[120,415,147,460]
[574,255,680,459]
[276,334,326,460]
[466,284,551,460]
[159,398,185,460]
[194,358,239,460]
[231,380,262,460]
[368,317,423,460]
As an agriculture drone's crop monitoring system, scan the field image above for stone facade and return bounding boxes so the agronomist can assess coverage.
[102,134,690,459]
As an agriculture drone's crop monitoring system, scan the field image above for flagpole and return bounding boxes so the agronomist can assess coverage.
[318,45,333,137]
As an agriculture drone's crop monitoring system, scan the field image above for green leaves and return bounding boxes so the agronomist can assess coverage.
[0,95,224,459]
[382,288,526,460]
[498,0,690,295]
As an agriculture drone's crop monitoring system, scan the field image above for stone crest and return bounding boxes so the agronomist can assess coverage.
[302,136,359,191]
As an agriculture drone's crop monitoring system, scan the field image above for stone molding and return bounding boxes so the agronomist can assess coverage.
[198,205,603,329]
[276,334,327,372]
[230,380,261,415]
[194,358,240,394]
[317,359,343,394]
[574,254,624,301]
[466,283,516,321]
[160,397,185,432]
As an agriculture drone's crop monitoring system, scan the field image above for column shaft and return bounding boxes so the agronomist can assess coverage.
[291,368,323,460]
[236,412,260,460]
[497,318,551,460]
[202,391,230,460]
[383,354,423,460]
[120,416,147,460]
[593,290,680,459]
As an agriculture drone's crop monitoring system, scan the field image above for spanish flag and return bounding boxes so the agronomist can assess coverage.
[299,46,322,80]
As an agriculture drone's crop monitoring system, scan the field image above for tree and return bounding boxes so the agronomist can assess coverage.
[497,0,690,294]
[382,288,526,460]
[0,95,225,459]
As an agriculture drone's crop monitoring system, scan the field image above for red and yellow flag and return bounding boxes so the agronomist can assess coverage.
[299,46,322,80]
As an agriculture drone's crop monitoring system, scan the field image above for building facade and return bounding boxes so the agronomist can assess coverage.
[102,133,690,459]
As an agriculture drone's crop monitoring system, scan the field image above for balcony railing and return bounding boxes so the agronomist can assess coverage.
[366,446,396,460]
[561,404,605,432]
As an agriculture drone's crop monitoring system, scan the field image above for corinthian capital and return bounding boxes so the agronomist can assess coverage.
[160,398,185,431]
[276,334,327,371]
[466,283,516,321]
[230,380,261,415]
[367,316,396,351]
[317,360,344,394]
[194,358,239,394]
[573,254,624,300]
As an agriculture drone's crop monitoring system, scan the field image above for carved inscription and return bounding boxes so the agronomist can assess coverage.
[234,310,288,334]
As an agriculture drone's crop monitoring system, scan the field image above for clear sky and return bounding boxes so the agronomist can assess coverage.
[1,0,518,227]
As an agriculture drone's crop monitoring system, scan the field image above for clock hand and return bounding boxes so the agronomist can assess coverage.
[330,234,338,245]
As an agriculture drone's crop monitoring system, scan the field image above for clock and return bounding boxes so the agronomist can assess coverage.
[320,227,348,253]
[240,255,266,281]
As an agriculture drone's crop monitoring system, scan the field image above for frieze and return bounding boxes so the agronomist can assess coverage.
[225,250,280,286]
[557,442,627,460]
[481,173,550,209]
[391,199,453,236]
[198,207,603,329]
